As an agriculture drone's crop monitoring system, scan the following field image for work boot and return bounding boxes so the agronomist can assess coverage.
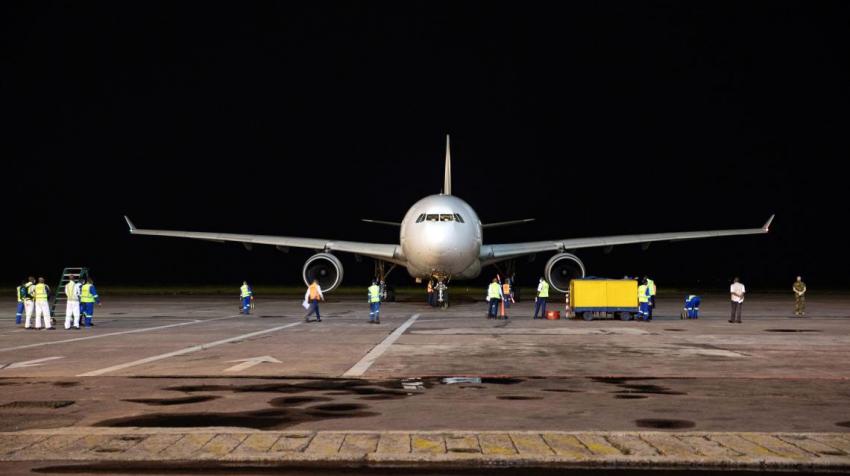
[316,318,322,322]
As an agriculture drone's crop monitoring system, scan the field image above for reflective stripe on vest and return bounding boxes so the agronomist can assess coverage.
[81,284,96,303]
[538,281,549,298]
[368,285,381,303]
[240,285,251,298]
[33,283,49,302]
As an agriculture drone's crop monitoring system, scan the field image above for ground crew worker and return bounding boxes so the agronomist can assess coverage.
[304,279,324,322]
[683,294,701,319]
[792,276,807,317]
[486,278,501,319]
[368,280,382,324]
[532,277,549,319]
[426,280,434,307]
[80,278,101,327]
[64,275,82,329]
[22,276,35,328]
[240,281,254,315]
[729,277,745,323]
[645,276,657,319]
[15,279,29,325]
[32,277,54,330]
[637,281,650,321]
[499,278,512,319]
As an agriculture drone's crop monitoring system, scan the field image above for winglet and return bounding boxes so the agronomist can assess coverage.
[124,215,137,233]
[443,134,452,195]
[762,214,775,231]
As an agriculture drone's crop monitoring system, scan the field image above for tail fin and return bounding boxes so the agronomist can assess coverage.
[443,134,452,195]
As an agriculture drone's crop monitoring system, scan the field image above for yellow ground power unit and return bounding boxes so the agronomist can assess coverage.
[569,278,639,321]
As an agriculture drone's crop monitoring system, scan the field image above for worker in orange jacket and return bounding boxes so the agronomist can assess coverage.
[303,279,324,322]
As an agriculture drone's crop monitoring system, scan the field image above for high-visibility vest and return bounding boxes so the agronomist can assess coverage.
[240,284,252,298]
[502,283,511,294]
[308,283,321,300]
[33,283,49,302]
[25,283,34,300]
[81,284,96,303]
[487,283,501,299]
[16,285,25,303]
[538,281,549,298]
[368,285,381,303]
[638,285,649,303]
[646,279,656,296]
[427,282,433,292]
[65,282,78,301]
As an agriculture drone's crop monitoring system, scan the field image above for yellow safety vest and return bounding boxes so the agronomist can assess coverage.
[487,283,501,299]
[240,284,252,298]
[368,285,381,303]
[638,285,649,303]
[33,283,49,302]
[65,282,78,301]
[24,283,34,301]
[538,281,549,298]
[646,279,656,296]
[81,284,96,303]
[16,285,24,303]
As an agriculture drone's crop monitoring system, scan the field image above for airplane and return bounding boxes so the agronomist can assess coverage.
[123,135,774,295]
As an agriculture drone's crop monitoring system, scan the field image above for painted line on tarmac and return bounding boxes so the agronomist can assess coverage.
[343,314,419,377]
[0,316,234,353]
[77,321,303,377]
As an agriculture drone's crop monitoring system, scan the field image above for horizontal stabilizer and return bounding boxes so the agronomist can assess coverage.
[482,218,535,229]
[124,215,136,232]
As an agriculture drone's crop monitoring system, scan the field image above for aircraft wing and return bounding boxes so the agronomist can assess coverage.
[124,216,404,264]
[480,215,774,265]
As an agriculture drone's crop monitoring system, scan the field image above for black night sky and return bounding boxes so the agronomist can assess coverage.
[4,2,849,290]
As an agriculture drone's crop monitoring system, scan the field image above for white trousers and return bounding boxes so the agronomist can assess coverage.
[33,301,52,328]
[24,301,35,328]
[65,300,81,329]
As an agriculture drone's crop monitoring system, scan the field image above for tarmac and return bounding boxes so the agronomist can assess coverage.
[1,292,849,473]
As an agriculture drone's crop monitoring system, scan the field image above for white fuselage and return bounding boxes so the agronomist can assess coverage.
[400,194,482,280]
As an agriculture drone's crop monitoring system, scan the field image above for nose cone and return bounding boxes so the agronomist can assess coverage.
[406,222,476,275]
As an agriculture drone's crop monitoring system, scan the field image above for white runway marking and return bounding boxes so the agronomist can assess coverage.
[0,316,234,353]
[224,355,282,372]
[0,356,64,370]
[343,314,419,377]
[77,321,303,377]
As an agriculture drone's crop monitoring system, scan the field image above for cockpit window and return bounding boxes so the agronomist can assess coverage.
[420,213,464,223]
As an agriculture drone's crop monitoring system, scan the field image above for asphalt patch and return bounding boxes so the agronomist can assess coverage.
[0,400,75,409]
[94,402,378,430]
[52,382,80,388]
[480,377,524,385]
[541,389,581,393]
[635,419,695,429]
[836,421,850,428]
[268,396,331,406]
[123,396,220,406]
[616,395,649,399]
[497,396,543,400]
[764,329,821,333]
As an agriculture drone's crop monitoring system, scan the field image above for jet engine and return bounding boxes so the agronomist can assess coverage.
[544,253,586,293]
[303,253,344,292]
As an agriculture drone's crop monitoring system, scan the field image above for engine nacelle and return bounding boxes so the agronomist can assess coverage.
[544,253,586,293]
[303,253,344,292]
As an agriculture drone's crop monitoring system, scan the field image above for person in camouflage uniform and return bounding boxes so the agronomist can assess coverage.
[792,276,807,317]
